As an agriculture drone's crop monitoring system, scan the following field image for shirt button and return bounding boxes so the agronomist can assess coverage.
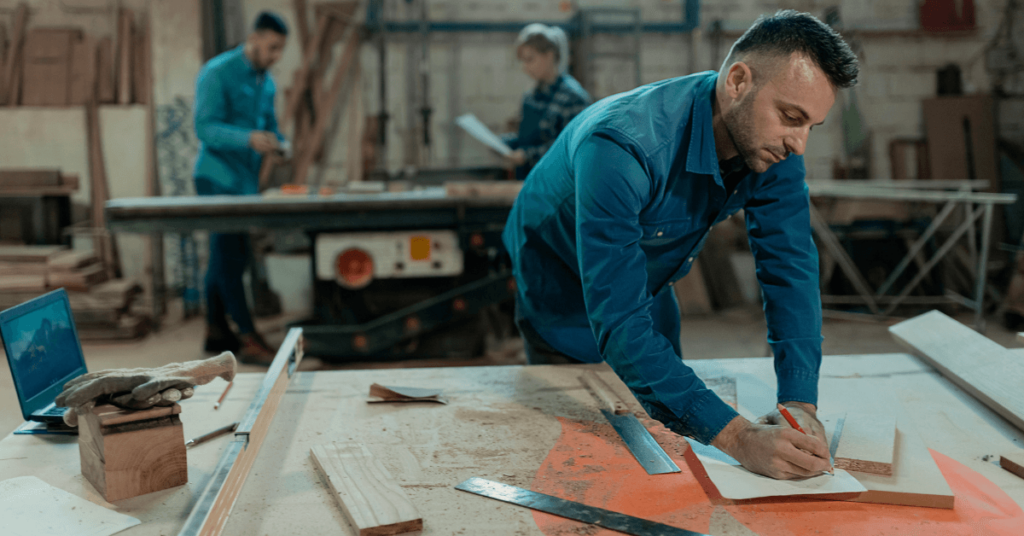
[688,257,694,262]
[733,189,739,194]
[668,281,674,286]
[656,231,663,237]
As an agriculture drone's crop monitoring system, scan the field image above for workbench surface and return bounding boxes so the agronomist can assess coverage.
[2,353,1023,535]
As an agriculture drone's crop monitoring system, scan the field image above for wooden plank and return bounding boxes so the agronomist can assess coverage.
[132,25,150,105]
[0,273,46,291]
[21,28,79,106]
[890,310,1024,432]
[0,23,7,98]
[95,37,115,103]
[48,263,108,291]
[1,4,28,106]
[0,244,67,262]
[1001,451,1024,480]
[48,250,99,270]
[68,34,95,105]
[310,442,423,536]
[579,370,629,415]
[282,15,333,137]
[293,0,311,48]
[0,169,62,188]
[834,413,897,476]
[116,8,134,105]
[86,102,119,279]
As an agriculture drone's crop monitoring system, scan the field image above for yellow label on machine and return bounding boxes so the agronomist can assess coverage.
[410,236,431,261]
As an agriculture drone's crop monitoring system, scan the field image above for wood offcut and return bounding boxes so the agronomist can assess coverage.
[834,413,897,476]
[310,442,422,536]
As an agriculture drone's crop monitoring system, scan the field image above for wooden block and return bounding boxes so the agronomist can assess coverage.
[1001,451,1024,480]
[0,169,61,188]
[310,442,422,536]
[69,34,96,105]
[890,310,1024,432]
[78,403,187,502]
[95,37,115,104]
[21,29,79,106]
[834,413,897,476]
[115,9,133,105]
[579,370,629,415]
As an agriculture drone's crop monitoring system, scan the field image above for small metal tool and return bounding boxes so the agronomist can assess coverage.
[185,421,239,448]
[455,477,709,536]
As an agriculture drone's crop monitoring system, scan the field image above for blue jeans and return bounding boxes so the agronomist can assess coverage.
[194,178,255,335]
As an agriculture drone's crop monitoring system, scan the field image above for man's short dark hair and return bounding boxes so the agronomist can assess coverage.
[725,10,858,89]
[254,11,288,36]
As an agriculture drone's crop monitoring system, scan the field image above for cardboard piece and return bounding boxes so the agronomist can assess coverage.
[0,476,141,536]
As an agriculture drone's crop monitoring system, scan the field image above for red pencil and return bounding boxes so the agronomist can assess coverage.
[777,403,833,475]
[214,381,233,410]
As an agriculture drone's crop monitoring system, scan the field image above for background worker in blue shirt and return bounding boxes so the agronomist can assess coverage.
[193,12,288,364]
[502,24,591,180]
[503,11,859,480]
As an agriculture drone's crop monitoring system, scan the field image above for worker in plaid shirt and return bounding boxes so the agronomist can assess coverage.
[503,24,592,180]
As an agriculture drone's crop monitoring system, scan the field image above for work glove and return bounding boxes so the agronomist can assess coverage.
[56,352,237,427]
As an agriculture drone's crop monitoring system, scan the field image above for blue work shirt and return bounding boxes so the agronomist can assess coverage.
[502,71,823,445]
[193,46,282,195]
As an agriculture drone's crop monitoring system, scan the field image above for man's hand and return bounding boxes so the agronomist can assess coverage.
[711,415,832,480]
[504,149,527,167]
[759,401,829,450]
[249,131,280,154]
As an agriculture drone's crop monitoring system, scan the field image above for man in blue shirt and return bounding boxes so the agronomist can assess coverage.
[193,12,288,364]
[503,11,858,479]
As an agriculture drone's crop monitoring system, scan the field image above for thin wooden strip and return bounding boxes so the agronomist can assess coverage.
[1,4,28,106]
[311,443,422,535]
[890,310,1024,432]
[116,8,133,105]
[834,413,896,476]
[1001,451,1024,480]
[579,370,628,415]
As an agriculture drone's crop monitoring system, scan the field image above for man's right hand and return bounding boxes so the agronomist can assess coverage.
[249,131,279,154]
[711,415,832,480]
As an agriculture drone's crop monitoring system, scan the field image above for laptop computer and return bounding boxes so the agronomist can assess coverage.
[1,288,88,425]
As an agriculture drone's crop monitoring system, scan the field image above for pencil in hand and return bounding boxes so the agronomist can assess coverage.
[777,403,833,475]
[214,381,233,410]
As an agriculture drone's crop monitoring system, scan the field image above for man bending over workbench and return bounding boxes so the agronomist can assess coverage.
[193,12,289,364]
[503,10,858,479]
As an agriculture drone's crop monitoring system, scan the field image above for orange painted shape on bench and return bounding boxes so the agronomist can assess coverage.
[531,417,1024,536]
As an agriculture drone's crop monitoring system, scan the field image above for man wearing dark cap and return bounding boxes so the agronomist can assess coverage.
[192,12,289,363]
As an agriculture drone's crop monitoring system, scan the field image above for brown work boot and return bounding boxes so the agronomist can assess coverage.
[237,333,275,366]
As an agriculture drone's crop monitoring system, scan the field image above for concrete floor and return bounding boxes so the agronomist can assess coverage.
[1,305,1020,438]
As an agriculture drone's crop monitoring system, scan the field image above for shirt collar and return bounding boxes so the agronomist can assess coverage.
[535,73,564,97]
[685,72,722,182]
[236,45,262,75]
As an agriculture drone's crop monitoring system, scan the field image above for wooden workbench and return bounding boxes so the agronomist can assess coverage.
[2,353,1023,535]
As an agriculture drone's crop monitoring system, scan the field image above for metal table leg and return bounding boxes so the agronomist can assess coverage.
[973,202,994,331]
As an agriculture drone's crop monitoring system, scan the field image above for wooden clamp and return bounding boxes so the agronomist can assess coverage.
[78,403,187,501]
[579,370,629,415]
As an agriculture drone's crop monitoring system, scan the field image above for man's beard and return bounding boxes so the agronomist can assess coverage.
[722,90,782,174]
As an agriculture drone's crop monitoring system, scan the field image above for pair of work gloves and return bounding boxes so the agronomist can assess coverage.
[55,352,237,427]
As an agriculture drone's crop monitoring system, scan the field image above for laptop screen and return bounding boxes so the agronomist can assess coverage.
[0,289,88,417]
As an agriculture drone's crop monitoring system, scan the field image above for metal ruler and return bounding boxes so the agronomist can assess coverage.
[455,477,709,536]
[602,409,681,475]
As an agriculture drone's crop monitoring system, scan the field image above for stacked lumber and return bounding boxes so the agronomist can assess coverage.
[0,4,148,106]
[0,246,147,340]
[0,169,80,195]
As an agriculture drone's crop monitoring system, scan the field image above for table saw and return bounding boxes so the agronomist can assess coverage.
[2,334,1022,535]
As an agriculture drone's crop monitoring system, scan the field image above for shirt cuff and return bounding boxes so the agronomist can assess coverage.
[776,368,819,407]
[641,388,739,446]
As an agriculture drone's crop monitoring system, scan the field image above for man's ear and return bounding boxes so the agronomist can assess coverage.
[724,61,754,100]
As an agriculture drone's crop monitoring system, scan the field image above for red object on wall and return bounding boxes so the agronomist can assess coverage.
[920,0,976,32]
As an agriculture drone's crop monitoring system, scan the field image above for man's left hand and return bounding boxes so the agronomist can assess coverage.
[759,402,831,464]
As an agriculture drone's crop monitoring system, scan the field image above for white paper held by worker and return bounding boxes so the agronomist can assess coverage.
[456,113,513,156]
[0,476,141,536]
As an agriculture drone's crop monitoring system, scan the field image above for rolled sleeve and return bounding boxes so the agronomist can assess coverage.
[194,69,253,151]
[575,133,738,445]
[744,157,823,408]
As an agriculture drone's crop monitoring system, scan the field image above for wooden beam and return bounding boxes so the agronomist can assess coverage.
[890,310,1024,433]
[579,370,629,415]
[69,34,96,105]
[2,3,28,106]
[116,8,133,105]
[96,37,115,103]
[834,413,897,476]
[86,103,120,279]
[310,443,423,536]
[293,0,310,49]
[133,24,151,105]
[282,15,334,137]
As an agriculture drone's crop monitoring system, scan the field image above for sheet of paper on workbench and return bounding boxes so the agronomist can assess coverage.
[0,475,140,536]
[455,113,513,156]
[685,438,867,500]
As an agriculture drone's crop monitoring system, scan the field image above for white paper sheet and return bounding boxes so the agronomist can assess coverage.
[455,113,513,156]
[0,476,141,536]
[686,438,867,500]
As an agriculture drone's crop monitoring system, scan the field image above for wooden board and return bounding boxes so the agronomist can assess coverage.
[69,34,96,105]
[95,37,115,104]
[48,263,107,291]
[132,27,150,105]
[116,8,133,105]
[21,28,79,106]
[0,273,46,291]
[48,250,99,270]
[1002,451,1024,480]
[0,169,61,188]
[890,310,1024,432]
[310,442,422,536]
[834,413,897,476]
[0,244,66,262]
[579,370,629,415]
[1,4,28,106]
[923,96,999,189]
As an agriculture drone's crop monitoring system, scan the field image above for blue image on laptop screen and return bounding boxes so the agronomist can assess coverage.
[4,295,83,400]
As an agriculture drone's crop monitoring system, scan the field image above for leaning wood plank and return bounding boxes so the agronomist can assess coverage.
[1001,451,1024,480]
[310,443,422,536]
[579,370,629,415]
[890,310,1024,432]
[2,4,28,106]
[834,413,896,476]
[69,34,96,105]
[96,37,115,103]
[116,8,133,105]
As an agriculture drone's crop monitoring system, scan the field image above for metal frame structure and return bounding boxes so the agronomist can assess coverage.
[807,181,1016,329]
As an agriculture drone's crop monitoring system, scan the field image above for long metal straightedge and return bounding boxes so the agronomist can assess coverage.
[178,328,305,536]
[602,409,681,475]
[455,477,709,536]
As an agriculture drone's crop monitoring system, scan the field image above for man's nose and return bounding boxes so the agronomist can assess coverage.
[786,129,809,156]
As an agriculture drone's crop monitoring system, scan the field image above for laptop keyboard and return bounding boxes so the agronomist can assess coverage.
[41,406,67,416]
